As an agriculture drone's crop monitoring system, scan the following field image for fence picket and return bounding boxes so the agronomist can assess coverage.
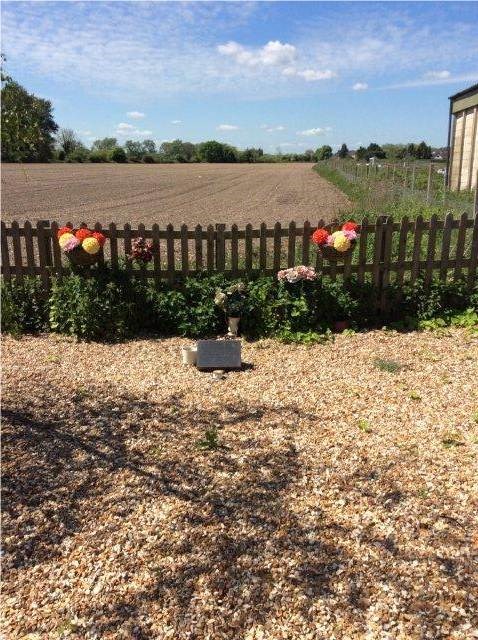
[50,222,64,276]
[24,221,35,275]
[11,221,24,282]
[109,223,118,269]
[314,219,324,273]
[273,222,282,273]
[439,213,453,281]
[138,223,147,282]
[425,214,438,286]
[453,212,468,280]
[1,218,476,294]
[260,222,267,272]
[410,215,424,283]
[245,224,253,272]
[180,224,189,276]
[195,224,203,272]
[302,220,311,265]
[1,222,12,281]
[467,213,478,289]
[287,221,296,268]
[231,224,239,276]
[152,223,161,285]
[206,225,215,272]
[166,224,175,283]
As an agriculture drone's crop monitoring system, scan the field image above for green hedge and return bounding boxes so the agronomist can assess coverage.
[2,269,477,341]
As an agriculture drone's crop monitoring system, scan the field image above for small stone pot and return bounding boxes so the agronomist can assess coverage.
[227,317,240,337]
[181,345,197,366]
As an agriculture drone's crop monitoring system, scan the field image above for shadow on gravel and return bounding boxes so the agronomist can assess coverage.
[2,379,474,639]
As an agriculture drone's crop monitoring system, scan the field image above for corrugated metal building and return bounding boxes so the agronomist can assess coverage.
[447,83,478,191]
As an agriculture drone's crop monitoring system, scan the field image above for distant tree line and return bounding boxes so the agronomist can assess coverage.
[1,61,437,166]
[316,141,434,163]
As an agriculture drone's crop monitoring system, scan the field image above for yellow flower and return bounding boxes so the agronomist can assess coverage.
[58,232,75,249]
[82,236,101,255]
[333,231,351,252]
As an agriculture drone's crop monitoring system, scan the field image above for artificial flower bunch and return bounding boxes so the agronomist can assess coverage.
[214,282,247,317]
[311,221,359,253]
[277,265,317,283]
[57,225,106,256]
[128,237,155,263]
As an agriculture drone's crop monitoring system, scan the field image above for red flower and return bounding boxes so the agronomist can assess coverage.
[311,228,329,246]
[75,228,93,241]
[92,231,106,247]
[342,221,359,232]
[57,225,73,239]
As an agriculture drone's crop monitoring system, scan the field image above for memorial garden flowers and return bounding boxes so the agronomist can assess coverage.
[57,225,106,262]
[277,266,317,283]
[128,237,155,264]
[311,221,359,256]
[214,282,247,317]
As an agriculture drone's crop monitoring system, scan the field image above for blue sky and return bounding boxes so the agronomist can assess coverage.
[2,1,478,151]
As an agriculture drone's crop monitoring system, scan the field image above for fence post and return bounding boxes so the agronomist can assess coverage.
[40,219,53,266]
[215,223,225,272]
[426,163,433,204]
[474,170,478,214]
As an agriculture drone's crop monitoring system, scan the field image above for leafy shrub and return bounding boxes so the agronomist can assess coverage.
[89,150,109,163]
[143,154,155,163]
[1,277,48,335]
[49,271,136,341]
[58,149,66,161]
[3,270,476,342]
[110,147,127,163]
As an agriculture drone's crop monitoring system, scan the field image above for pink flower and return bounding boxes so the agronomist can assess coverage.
[64,237,80,253]
[343,229,357,241]
[326,235,335,246]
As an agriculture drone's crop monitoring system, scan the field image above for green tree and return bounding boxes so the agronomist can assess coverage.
[92,137,117,151]
[141,139,156,154]
[196,140,238,163]
[406,143,417,159]
[110,146,127,163]
[57,128,80,156]
[416,141,432,160]
[239,147,264,162]
[160,139,196,162]
[366,142,386,159]
[315,145,333,160]
[1,76,58,162]
[337,143,349,159]
[355,146,368,160]
[124,139,143,160]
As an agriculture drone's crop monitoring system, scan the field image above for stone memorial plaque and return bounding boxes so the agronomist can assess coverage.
[196,339,242,370]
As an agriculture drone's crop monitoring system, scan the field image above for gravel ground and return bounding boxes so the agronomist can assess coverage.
[1,163,350,227]
[2,329,478,640]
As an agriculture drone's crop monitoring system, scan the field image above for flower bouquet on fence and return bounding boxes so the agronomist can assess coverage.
[311,221,359,260]
[127,237,155,264]
[214,282,247,336]
[57,225,106,266]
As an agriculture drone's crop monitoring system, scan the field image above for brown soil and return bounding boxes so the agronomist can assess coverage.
[2,329,478,639]
[1,163,350,227]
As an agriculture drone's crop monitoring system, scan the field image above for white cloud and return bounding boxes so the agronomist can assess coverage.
[115,122,152,137]
[297,127,331,136]
[79,130,92,136]
[386,71,478,90]
[218,40,296,68]
[126,111,145,119]
[353,82,368,91]
[297,69,336,81]
[281,67,335,82]
[116,122,135,131]
[217,124,239,131]
[264,125,286,132]
[423,70,450,80]
[171,120,182,124]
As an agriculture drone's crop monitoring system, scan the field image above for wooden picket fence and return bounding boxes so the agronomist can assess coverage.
[2,215,478,308]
